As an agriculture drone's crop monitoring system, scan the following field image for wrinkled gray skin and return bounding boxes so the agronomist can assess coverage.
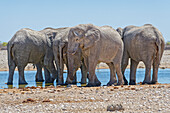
[7,28,58,84]
[67,24,124,86]
[116,24,165,85]
[34,64,51,82]
[53,28,88,85]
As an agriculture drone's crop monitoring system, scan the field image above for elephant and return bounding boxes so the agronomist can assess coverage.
[7,28,58,85]
[53,27,88,85]
[66,24,124,86]
[116,24,165,85]
[34,63,51,82]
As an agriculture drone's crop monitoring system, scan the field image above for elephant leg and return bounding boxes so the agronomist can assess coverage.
[51,63,57,82]
[56,59,64,85]
[129,59,139,85]
[114,63,124,85]
[72,72,77,84]
[106,63,117,86]
[152,59,159,84]
[7,61,16,85]
[80,61,88,84]
[143,61,152,84]
[35,64,44,82]
[121,51,129,85]
[44,67,53,83]
[18,65,27,84]
[86,59,101,87]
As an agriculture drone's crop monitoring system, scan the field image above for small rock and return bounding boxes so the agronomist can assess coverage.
[21,91,25,94]
[8,92,13,95]
[49,99,54,101]
[22,98,35,103]
[124,88,130,90]
[131,87,136,90]
[36,88,40,91]
[103,86,107,88]
[3,90,7,93]
[0,93,4,96]
[107,104,124,111]
[42,99,51,102]
[91,97,95,100]
[110,89,114,91]
[80,91,84,94]
[114,86,119,89]
[139,87,144,90]
[48,90,55,93]
[153,86,156,88]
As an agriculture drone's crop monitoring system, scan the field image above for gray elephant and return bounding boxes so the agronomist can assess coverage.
[53,27,88,85]
[116,24,165,85]
[7,28,57,84]
[66,24,124,86]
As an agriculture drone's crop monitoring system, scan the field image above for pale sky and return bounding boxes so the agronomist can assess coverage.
[0,0,170,42]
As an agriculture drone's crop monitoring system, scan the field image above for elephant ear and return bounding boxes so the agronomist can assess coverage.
[83,29,100,50]
[116,27,123,36]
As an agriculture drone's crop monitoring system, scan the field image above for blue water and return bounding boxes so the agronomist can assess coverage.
[0,69,170,89]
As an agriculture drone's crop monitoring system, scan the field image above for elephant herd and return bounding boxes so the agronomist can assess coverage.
[7,24,165,87]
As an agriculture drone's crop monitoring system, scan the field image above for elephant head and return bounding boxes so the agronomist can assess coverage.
[67,25,100,55]
[66,25,100,82]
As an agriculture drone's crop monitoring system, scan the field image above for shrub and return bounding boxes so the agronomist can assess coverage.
[166,42,170,45]
[2,42,7,46]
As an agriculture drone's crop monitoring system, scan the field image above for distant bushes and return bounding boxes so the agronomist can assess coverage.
[166,42,170,45]
[0,42,7,50]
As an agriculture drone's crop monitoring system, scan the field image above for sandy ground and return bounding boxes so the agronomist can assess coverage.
[0,50,170,71]
[0,84,169,112]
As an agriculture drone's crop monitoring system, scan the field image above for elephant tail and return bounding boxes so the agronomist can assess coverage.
[154,29,165,65]
[7,41,15,66]
[7,34,17,66]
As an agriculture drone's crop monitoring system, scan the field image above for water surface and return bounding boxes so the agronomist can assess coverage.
[0,69,170,89]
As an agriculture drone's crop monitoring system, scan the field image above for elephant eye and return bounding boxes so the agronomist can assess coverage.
[75,38,79,41]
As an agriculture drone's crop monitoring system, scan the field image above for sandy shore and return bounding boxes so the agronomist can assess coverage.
[0,50,170,71]
[0,84,169,112]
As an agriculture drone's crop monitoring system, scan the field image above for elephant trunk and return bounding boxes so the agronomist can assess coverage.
[66,54,76,83]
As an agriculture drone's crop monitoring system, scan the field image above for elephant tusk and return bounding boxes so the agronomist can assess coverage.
[71,51,76,55]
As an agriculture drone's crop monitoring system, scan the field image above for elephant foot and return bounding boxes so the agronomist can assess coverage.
[45,79,54,83]
[142,81,151,84]
[124,79,128,85]
[129,80,136,85]
[65,77,74,85]
[151,81,158,84]
[57,81,65,86]
[71,79,77,84]
[65,80,71,85]
[19,81,28,85]
[81,81,87,84]
[7,82,13,85]
[117,80,124,86]
[107,80,117,86]
[86,82,101,87]
[71,81,77,85]
[36,79,44,82]
[81,79,87,84]
[95,77,101,85]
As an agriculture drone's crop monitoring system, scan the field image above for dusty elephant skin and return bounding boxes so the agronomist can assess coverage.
[53,27,88,85]
[117,24,165,85]
[7,28,58,85]
[66,24,124,86]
